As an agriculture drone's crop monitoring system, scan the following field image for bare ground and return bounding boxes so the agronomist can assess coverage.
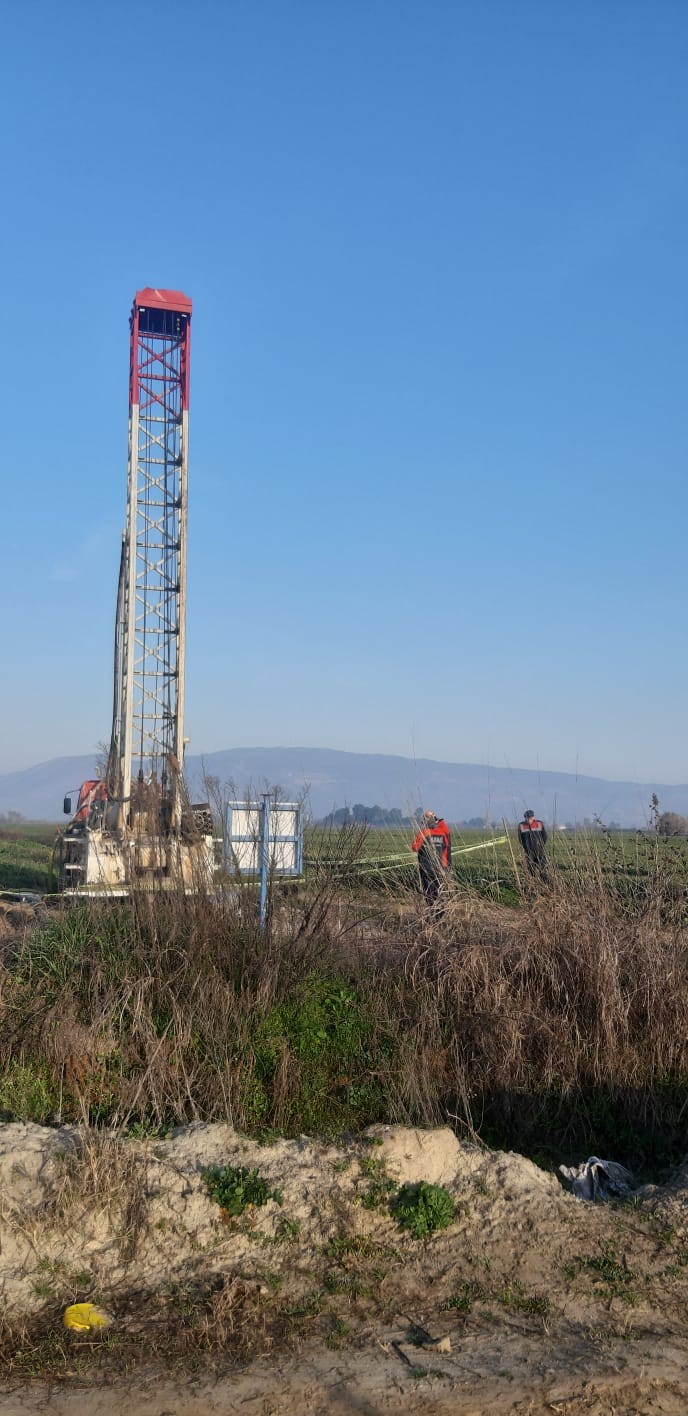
[2,1122,688,1414]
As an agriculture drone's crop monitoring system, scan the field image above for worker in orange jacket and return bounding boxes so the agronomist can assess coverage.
[411,810,452,905]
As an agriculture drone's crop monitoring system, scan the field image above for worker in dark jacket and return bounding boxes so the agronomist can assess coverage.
[411,810,452,905]
[518,810,548,880]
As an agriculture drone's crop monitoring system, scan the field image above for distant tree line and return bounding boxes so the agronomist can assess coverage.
[320,805,413,827]
[317,807,642,831]
[319,805,502,828]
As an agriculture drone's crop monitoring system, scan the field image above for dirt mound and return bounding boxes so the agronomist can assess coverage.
[1,1122,688,1412]
[0,1121,572,1313]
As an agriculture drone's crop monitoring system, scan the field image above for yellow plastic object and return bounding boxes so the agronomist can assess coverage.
[62,1302,111,1332]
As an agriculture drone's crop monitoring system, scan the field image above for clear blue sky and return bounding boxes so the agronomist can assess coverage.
[1,0,686,783]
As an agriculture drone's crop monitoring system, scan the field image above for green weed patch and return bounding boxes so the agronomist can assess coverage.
[390,1182,455,1239]
[201,1164,283,1216]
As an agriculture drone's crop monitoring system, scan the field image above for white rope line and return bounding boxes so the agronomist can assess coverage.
[304,836,509,873]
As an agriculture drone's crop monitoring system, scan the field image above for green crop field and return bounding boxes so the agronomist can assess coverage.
[305,822,688,907]
[2,816,688,910]
[0,823,56,894]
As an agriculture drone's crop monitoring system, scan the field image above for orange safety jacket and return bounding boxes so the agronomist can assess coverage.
[411,819,452,870]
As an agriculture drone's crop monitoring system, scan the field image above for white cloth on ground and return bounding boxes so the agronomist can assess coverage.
[558,1155,634,1202]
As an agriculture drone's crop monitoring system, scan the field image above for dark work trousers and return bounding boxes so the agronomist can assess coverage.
[524,851,548,882]
[418,855,447,906]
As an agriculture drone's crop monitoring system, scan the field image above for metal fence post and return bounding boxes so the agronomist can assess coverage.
[259,793,271,931]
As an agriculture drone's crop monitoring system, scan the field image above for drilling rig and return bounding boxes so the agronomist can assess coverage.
[56,289,214,893]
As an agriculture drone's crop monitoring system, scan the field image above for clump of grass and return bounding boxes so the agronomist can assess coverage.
[43,1133,148,1263]
[184,1274,271,1355]
[323,1271,371,1298]
[390,1182,455,1239]
[279,1292,323,1319]
[357,1160,398,1211]
[326,1234,400,1263]
[574,1245,639,1302]
[327,1317,353,1346]
[498,1280,550,1316]
[201,1164,283,1216]
[323,1231,401,1302]
[581,1250,632,1284]
[440,1278,486,1312]
[273,1216,301,1244]
[564,1243,641,1304]
[0,1060,59,1123]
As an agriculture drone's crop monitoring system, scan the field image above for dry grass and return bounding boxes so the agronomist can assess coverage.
[1,836,687,1163]
[402,876,688,1150]
[45,1134,148,1262]
[0,1279,281,1381]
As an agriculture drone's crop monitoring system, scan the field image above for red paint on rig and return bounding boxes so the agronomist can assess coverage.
[130,289,192,409]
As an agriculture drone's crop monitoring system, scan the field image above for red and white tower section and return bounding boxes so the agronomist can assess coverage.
[110,288,191,831]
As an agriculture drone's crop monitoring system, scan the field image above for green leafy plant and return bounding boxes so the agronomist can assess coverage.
[390,1181,455,1239]
[125,1119,173,1140]
[201,1164,283,1216]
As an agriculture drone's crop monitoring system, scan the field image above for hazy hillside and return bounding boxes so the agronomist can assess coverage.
[1,747,686,828]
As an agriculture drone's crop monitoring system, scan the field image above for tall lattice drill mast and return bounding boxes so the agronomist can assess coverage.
[109,288,191,830]
[58,288,213,893]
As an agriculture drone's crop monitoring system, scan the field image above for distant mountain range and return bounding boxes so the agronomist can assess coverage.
[0,746,686,828]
